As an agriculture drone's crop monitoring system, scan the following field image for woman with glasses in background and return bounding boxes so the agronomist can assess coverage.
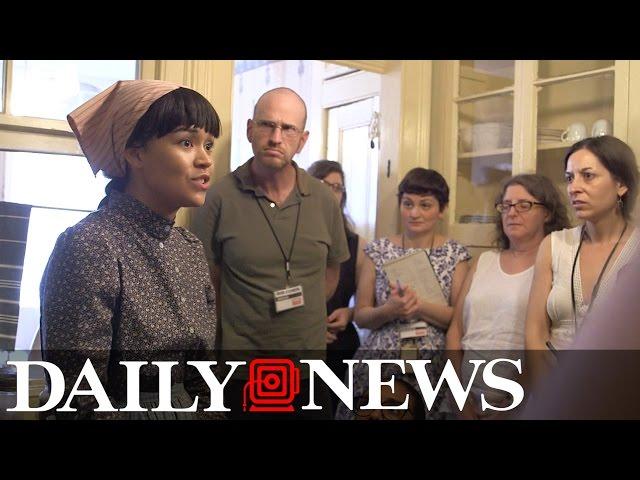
[336,168,471,420]
[525,136,640,385]
[446,174,569,419]
[307,160,364,415]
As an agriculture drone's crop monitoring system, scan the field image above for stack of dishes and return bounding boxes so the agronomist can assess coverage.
[459,214,498,224]
[472,123,514,152]
[538,127,563,143]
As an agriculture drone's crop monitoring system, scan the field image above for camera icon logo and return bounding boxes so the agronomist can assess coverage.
[242,358,301,412]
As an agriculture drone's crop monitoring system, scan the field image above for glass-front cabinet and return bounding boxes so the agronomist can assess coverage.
[454,61,515,229]
[442,60,628,249]
[535,60,617,226]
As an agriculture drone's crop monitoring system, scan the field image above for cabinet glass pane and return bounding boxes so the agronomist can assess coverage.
[538,60,614,80]
[535,149,577,227]
[456,156,510,224]
[537,73,614,138]
[459,60,514,97]
[456,92,513,224]
[536,72,614,227]
[458,94,514,154]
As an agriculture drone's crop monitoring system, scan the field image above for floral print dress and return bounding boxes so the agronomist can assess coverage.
[336,237,471,420]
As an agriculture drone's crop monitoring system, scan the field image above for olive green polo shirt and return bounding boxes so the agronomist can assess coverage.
[206,159,350,358]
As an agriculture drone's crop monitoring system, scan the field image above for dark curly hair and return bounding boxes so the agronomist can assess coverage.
[397,168,449,212]
[494,174,570,250]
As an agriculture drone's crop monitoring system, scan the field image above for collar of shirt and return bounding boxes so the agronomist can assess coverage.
[106,189,175,241]
[233,158,312,199]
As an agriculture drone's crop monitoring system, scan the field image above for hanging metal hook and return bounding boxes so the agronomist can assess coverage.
[368,111,380,149]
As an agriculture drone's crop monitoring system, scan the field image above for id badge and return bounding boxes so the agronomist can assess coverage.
[400,321,427,367]
[399,320,428,340]
[400,338,419,366]
[274,285,305,313]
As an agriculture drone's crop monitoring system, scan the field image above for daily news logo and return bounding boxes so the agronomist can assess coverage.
[243,358,300,412]
[6,357,524,414]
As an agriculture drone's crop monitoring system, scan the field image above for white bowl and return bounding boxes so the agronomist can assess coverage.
[472,123,503,151]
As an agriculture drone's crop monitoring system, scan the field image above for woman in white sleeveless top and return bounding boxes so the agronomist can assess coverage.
[447,174,569,419]
[526,136,640,386]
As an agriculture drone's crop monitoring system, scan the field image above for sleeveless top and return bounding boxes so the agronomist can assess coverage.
[460,250,533,404]
[462,250,534,351]
[546,226,640,348]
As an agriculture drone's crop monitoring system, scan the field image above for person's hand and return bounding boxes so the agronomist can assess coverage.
[326,330,338,344]
[386,283,419,320]
[327,307,351,333]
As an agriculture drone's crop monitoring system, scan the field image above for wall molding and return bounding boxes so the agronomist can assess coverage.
[398,61,432,179]
[326,60,392,74]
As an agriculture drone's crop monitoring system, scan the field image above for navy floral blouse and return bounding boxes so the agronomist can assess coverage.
[40,190,217,417]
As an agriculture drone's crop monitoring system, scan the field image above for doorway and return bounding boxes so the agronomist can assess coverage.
[327,97,380,241]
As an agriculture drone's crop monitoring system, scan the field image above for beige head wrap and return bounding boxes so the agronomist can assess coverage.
[67,79,182,178]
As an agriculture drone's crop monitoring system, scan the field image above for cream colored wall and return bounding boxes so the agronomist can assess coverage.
[626,62,640,159]
[333,60,433,239]
[626,61,640,217]
[430,61,456,234]
[375,61,402,238]
[398,61,433,180]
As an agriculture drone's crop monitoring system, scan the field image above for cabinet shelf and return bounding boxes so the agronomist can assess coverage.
[458,147,512,159]
[534,66,615,88]
[455,86,514,104]
[444,60,626,251]
[537,141,572,151]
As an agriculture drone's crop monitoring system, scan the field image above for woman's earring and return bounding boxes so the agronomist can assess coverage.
[617,195,624,210]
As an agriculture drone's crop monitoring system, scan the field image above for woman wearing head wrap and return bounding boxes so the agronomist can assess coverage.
[40,80,222,419]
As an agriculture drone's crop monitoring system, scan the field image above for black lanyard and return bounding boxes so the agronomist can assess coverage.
[402,233,435,267]
[255,196,301,286]
[401,233,435,254]
[570,222,627,332]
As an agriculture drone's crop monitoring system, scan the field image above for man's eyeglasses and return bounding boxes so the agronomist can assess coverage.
[495,200,545,214]
[321,180,346,193]
[252,119,303,139]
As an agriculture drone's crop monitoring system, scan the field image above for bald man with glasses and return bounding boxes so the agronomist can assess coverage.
[193,88,349,419]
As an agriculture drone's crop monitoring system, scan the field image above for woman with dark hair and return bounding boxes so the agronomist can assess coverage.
[336,167,471,420]
[526,135,640,384]
[307,160,364,413]
[40,80,222,419]
[446,174,569,419]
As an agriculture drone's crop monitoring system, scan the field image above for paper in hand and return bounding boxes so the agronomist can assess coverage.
[382,250,447,306]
